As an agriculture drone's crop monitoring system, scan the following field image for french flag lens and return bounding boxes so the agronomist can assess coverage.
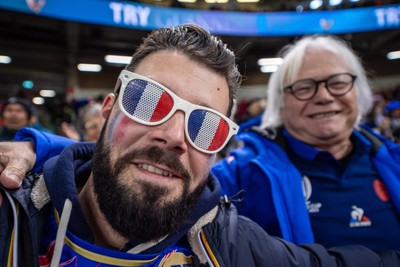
[188,110,229,151]
[122,80,173,123]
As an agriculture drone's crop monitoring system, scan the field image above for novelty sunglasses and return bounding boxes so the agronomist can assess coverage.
[117,70,239,154]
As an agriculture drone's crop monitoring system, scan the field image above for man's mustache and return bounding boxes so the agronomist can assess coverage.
[114,145,191,181]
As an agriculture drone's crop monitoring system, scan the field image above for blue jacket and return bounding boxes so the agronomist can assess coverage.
[211,126,400,245]
[3,127,400,266]
[4,140,399,266]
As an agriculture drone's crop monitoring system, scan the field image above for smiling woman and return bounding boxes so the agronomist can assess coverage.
[279,48,359,153]
[212,34,400,252]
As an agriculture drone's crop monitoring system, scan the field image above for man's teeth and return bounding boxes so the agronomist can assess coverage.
[138,163,173,177]
[311,112,337,119]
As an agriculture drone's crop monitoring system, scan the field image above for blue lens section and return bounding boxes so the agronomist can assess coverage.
[122,80,147,115]
[188,109,207,143]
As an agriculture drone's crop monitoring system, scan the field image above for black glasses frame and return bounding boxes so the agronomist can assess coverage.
[284,73,357,101]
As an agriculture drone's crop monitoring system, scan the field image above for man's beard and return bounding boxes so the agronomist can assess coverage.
[91,132,207,243]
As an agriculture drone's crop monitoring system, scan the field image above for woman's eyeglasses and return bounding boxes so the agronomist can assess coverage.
[284,73,357,101]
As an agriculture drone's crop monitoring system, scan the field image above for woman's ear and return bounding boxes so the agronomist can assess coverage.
[101,93,116,120]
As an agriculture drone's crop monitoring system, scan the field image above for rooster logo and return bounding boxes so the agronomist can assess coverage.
[349,205,371,227]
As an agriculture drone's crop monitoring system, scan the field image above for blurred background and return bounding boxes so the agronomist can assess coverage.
[1,0,400,134]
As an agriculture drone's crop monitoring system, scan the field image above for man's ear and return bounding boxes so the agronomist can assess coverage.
[101,93,116,119]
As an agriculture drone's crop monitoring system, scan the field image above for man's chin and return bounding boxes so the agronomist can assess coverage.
[133,179,184,205]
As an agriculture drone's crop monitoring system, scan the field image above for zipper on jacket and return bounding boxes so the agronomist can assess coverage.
[4,191,19,267]
[197,230,220,267]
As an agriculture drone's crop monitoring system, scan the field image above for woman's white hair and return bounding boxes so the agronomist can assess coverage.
[260,35,373,129]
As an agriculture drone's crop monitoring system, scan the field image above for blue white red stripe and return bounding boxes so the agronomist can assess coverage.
[123,80,172,122]
[132,82,163,121]
[190,111,229,151]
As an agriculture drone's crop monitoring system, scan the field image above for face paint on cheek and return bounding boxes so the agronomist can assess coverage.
[106,114,119,140]
[110,113,132,142]
[106,112,124,141]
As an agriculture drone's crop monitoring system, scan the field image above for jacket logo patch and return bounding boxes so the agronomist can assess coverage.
[39,241,77,266]
[373,179,390,202]
[302,175,322,213]
[158,250,193,266]
[349,205,371,228]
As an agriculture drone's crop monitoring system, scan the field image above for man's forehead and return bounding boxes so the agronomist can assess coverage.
[130,53,230,115]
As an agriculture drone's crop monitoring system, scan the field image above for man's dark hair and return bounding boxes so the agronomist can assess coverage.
[124,24,241,117]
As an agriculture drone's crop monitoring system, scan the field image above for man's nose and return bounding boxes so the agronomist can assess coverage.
[149,111,188,155]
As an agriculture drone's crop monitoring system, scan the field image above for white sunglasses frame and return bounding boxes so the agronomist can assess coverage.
[117,69,239,154]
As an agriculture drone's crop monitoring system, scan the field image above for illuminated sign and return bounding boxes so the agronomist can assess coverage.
[0,0,399,36]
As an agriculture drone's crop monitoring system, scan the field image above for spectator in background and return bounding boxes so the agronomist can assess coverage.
[393,127,400,144]
[219,97,267,157]
[363,93,386,130]
[59,121,81,141]
[30,106,54,133]
[235,97,266,124]
[384,99,400,133]
[58,100,103,142]
[77,102,102,141]
[57,100,80,141]
[212,35,400,251]
[0,97,33,141]
[372,114,393,140]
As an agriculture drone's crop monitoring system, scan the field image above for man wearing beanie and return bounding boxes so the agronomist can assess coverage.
[0,97,33,141]
[384,100,400,131]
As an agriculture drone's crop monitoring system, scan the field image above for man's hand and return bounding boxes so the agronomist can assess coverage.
[0,141,36,206]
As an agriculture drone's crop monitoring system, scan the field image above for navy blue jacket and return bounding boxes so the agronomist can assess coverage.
[3,130,400,266]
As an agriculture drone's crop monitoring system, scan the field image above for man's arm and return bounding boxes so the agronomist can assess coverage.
[0,141,36,189]
[14,127,77,172]
[0,127,75,187]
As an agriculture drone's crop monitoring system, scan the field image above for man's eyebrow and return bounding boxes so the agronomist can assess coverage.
[188,99,212,110]
[155,78,224,113]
